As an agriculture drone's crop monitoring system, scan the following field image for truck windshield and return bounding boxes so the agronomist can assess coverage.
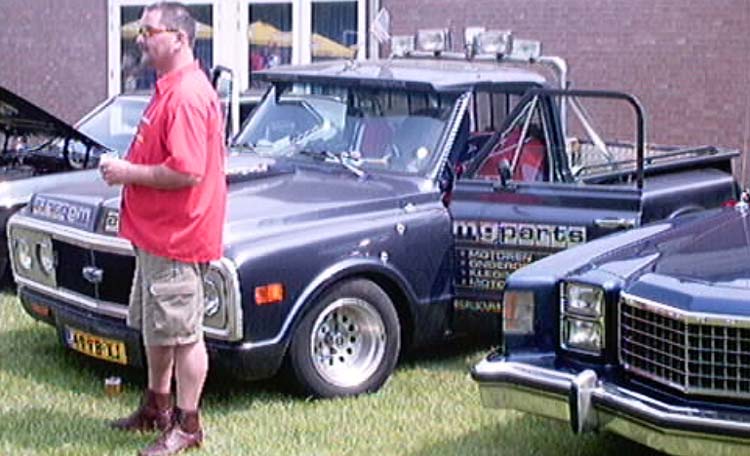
[233,83,459,176]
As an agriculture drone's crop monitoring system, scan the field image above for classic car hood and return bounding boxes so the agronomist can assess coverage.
[566,208,750,288]
[0,85,107,149]
[648,207,750,287]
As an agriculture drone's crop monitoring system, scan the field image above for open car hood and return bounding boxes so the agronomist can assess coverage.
[0,85,107,150]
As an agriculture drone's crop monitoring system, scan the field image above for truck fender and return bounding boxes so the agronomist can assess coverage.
[280,257,419,349]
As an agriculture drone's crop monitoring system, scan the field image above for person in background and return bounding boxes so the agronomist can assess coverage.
[100,2,226,455]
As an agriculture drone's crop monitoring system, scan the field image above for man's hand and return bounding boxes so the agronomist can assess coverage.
[100,156,131,186]
[100,156,200,189]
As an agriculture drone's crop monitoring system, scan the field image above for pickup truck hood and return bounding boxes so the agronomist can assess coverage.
[30,154,435,242]
[0,85,106,149]
[223,163,429,239]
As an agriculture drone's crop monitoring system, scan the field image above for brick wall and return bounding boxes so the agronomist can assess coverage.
[0,0,108,123]
[385,0,750,183]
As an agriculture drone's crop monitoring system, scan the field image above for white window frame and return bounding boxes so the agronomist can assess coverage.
[108,0,379,96]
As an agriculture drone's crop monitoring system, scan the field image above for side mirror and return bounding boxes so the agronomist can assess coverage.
[211,65,237,144]
[439,164,455,207]
[211,65,233,98]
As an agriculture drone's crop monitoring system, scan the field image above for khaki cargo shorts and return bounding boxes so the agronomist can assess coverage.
[127,248,207,347]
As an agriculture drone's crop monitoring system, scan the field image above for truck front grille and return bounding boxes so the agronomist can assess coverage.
[620,293,750,399]
[53,240,134,306]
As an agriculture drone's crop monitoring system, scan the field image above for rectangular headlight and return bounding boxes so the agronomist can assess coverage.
[503,291,534,335]
[562,318,603,353]
[561,282,603,318]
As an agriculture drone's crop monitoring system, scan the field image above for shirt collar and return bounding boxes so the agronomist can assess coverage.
[155,60,200,96]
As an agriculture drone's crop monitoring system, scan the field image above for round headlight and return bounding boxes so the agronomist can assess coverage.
[37,238,55,275]
[15,238,32,270]
[203,275,221,317]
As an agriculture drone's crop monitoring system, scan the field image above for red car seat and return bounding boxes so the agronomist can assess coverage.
[476,128,547,181]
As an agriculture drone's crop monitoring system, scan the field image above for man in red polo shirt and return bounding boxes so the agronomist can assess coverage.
[100,2,226,455]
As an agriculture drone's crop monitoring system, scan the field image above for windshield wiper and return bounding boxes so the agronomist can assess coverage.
[298,149,366,178]
[230,142,256,152]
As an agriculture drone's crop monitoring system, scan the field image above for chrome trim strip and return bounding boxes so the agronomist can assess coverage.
[474,360,750,455]
[430,91,472,182]
[621,291,750,327]
[9,213,133,254]
[17,280,127,319]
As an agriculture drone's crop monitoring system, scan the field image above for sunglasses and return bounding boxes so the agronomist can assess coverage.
[137,25,180,38]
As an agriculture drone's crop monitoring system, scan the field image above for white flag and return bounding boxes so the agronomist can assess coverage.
[370,8,391,44]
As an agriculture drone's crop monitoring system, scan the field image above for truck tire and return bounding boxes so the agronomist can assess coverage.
[288,278,400,398]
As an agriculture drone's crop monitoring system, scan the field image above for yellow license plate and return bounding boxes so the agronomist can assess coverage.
[66,327,128,365]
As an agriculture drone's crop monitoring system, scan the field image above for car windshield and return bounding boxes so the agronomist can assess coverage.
[77,97,148,153]
[233,82,459,176]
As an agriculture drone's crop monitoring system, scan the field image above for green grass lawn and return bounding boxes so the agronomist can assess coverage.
[0,291,659,455]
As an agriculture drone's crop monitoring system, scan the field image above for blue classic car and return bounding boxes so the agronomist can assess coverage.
[472,200,750,454]
[6,29,741,398]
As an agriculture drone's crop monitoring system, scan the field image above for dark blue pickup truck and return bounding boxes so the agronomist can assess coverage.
[471,199,750,455]
[6,30,740,398]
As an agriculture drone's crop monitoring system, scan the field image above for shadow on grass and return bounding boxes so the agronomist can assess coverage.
[0,324,144,394]
[0,406,151,455]
[408,413,665,456]
[0,315,494,407]
[398,332,498,372]
[0,322,293,411]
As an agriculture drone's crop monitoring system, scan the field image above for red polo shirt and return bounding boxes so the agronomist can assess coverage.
[120,60,227,263]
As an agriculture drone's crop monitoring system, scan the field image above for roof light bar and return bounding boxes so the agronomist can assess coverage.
[416,28,450,54]
[474,30,512,57]
[390,34,415,57]
[510,38,543,61]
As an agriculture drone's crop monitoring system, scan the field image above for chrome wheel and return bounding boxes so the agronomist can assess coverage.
[310,297,387,388]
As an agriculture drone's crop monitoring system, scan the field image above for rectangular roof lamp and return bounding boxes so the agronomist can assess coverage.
[390,35,415,57]
[416,28,451,55]
[510,38,543,62]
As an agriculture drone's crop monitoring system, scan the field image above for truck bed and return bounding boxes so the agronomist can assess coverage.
[569,140,738,184]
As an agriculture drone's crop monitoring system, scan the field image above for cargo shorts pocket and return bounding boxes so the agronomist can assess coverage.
[148,280,201,338]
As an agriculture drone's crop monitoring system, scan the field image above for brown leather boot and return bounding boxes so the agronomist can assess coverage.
[138,408,204,456]
[110,389,173,432]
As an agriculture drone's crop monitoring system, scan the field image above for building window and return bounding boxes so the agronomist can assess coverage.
[118,3,214,93]
[249,3,293,87]
[311,1,357,61]
[109,0,377,97]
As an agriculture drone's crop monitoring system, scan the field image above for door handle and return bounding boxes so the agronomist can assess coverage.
[594,217,636,229]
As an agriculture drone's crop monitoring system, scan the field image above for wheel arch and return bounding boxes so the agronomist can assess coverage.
[283,259,418,357]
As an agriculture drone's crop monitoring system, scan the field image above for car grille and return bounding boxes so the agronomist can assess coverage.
[53,240,134,306]
[620,293,750,399]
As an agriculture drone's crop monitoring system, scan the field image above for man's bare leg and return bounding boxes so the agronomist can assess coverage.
[147,345,175,394]
[174,339,208,410]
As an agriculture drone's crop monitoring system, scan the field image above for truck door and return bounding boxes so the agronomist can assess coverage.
[448,88,646,319]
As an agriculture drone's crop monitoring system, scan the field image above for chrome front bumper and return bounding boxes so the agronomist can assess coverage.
[472,359,750,456]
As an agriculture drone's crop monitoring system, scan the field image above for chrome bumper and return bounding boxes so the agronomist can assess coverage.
[472,359,750,456]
